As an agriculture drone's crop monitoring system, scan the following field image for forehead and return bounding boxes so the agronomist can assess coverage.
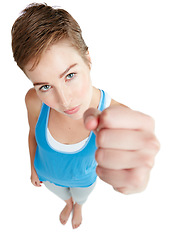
[24,40,84,80]
[26,40,80,69]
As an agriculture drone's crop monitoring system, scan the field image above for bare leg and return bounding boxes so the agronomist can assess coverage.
[60,197,73,225]
[72,203,82,229]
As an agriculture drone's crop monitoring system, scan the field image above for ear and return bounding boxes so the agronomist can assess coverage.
[86,50,92,69]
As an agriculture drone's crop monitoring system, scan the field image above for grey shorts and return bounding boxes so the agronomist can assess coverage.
[43,181,96,205]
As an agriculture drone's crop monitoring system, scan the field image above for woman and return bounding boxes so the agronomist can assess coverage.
[11,3,160,229]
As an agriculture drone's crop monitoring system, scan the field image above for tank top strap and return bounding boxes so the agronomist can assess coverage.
[98,89,109,111]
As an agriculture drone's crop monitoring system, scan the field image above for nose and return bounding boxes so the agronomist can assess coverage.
[56,86,71,108]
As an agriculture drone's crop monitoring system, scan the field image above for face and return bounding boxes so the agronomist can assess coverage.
[24,39,92,120]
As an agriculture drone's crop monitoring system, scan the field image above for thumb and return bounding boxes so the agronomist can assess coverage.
[83,108,101,132]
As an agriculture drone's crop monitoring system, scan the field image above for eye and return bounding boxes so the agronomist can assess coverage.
[39,85,51,92]
[66,73,76,81]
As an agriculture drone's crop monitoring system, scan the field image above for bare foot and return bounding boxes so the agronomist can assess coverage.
[72,203,82,229]
[60,198,73,225]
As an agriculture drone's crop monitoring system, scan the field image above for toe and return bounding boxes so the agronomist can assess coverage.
[60,216,66,225]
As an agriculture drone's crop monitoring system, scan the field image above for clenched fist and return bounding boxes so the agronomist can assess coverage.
[84,105,160,194]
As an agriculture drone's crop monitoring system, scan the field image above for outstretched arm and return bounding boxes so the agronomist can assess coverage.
[84,102,160,194]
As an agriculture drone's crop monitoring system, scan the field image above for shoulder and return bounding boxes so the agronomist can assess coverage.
[25,87,40,104]
[25,88,42,130]
[25,88,42,110]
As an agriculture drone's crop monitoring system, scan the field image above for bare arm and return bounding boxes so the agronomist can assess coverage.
[110,98,129,108]
[25,88,42,186]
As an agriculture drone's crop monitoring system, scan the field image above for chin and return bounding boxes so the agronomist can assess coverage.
[67,114,83,120]
[70,107,88,120]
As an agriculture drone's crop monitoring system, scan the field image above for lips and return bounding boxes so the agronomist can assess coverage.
[64,105,80,115]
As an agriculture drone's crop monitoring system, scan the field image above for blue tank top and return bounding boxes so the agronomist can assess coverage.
[34,90,108,188]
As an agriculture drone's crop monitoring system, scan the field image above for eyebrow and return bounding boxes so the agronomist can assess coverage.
[33,82,49,86]
[33,63,78,86]
[59,63,77,78]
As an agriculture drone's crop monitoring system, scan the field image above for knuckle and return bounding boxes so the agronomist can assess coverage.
[147,115,155,130]
[138,152,155,169]
[128,171,145,190]
[120,188,131,195]
[114,187,130,195]
[144,156,155,169]
[141,113,155,131]
[153,137,161,152]
[143,133,160,153]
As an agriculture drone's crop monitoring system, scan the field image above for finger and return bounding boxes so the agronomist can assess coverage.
[83,108,101,131]
[96,166,150,192]
[96,167,129,189]
[113,187,143,195]
[35,181,41,187]
[97,105,155,132]
[96,129,155,150]
[95,148,154,170]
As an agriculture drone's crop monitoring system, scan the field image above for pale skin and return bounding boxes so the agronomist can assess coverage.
[25,39,160,229]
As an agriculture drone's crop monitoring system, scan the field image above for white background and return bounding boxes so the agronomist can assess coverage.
[1,0,180,239]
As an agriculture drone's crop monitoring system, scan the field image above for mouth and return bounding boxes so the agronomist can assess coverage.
[64,105,80,115]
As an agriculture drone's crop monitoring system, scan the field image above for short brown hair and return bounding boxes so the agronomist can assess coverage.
[11,3,89,71]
